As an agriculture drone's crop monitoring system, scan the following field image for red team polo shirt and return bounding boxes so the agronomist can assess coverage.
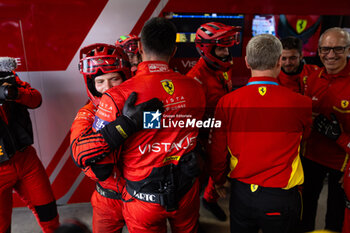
[208,77,312,188]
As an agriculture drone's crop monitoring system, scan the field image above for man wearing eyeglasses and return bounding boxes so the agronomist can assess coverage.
[301,27,350,232]
[277,36,319,94]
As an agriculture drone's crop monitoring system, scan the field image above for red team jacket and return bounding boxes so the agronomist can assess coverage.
[304,61,350,171]
[277,64,319,94]
[70,101,125,192]
[93,61,206,182]
[9,73,42,108]
[208,77,312,188]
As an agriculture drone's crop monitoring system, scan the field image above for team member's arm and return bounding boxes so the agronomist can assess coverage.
[70,105,114,181]
[314,113,350,154]
[95,91,163,149]
[207,99,230,186]
[2,72,42,108]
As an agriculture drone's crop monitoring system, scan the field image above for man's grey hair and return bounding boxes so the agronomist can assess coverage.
[318,27,350,46]
[246,34,282,70]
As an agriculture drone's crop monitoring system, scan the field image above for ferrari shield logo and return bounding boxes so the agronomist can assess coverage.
[303,76,308,84]
[250,184,258,192]
[161,79,174,95]
[341,100,349,108]
[258,86,267,96]
[296,19,307,34]
[223,72,229,81]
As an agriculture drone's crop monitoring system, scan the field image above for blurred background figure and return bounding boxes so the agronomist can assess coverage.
[278,36,319,94]
[116,34,142,75]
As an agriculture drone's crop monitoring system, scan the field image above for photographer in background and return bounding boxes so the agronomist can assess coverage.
[0,57,59,233]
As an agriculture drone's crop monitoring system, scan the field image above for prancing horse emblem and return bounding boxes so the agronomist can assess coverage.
[258,86,267,96]
[341,100,349,108]
[161,79,174,95]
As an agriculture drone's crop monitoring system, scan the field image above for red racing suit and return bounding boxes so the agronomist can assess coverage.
[0,73,59,233]
[208,76,312,187]
[187,57,233,119]
[304,61,350,171]
[186,57,233,203]
[277,63,319,94]
[94,61,206,233]
[70,101,125,233]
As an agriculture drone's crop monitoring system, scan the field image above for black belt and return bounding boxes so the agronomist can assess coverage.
[126,177,196,204]
[124,150,200,211]
[96,183,121,200]
[126,185,164,204]
[230,178,298,194]
[18,146,28,152]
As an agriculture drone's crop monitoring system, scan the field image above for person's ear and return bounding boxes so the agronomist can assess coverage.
[171,46,177,58]
[245,56,251,69]
[138,41,143,55]
[345,46,350,57]
[276,55,282,68]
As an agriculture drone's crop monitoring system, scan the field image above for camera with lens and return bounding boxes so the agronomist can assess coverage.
[0,57,19,101]
[0,85,18,100]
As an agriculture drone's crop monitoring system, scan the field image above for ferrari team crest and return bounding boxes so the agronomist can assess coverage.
[341,100,349,109]
[223,72,229,81]
[303,76,308,84]
[258,86,267,96]
[250,184,258,192]
[161,79,174,95]
[296,19,307,34]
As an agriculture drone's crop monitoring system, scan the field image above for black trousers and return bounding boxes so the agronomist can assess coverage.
[229,179,301,233]
[301,157,345,232]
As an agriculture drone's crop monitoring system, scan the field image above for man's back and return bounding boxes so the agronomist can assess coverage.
[210,77,312,188]
[95,61,206,181]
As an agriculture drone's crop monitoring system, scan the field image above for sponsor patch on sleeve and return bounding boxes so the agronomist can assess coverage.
[93,116,110,131]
